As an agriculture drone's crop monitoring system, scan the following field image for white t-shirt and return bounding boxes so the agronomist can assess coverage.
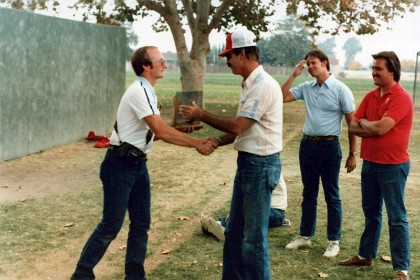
[271,173,287,210]
[234,66,283,156]
[110,77,160,153]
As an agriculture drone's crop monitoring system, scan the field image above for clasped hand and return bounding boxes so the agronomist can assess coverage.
[179,101,203,122]
[196,137,218,156]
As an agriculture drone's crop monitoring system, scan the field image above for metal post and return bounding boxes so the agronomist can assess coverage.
[414,51,420,110]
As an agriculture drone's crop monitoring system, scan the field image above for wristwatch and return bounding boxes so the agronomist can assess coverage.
[349,152,357,157]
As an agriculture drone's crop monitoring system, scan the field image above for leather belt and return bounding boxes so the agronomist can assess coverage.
[109,144,147,160]
[109,144,121,150]
[303,134,338,143]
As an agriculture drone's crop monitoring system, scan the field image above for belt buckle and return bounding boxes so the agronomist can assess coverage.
[308,136,319,143]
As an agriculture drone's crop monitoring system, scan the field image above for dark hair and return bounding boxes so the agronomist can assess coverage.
[234,46,260,62]
[131,46,156,76]
[305,50,330,71]
[371,51,401,82]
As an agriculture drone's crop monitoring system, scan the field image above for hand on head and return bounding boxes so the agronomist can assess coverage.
[293,60,307,77]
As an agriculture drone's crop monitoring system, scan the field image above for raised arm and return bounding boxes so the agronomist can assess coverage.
[281,60,306,103]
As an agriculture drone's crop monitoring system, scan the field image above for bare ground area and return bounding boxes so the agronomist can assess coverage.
[6,124,418,280]
[0,127,303,280]
[0,138,240,280]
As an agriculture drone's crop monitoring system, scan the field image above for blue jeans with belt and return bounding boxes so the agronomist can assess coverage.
[299,138,342,241]
[222,152,281,280]
[71,148,150,280]
[358,160,410,271]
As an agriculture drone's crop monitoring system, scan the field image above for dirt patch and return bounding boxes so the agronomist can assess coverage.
[0,127,302,280]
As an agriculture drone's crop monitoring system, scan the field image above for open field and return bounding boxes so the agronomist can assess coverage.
[0,72,419,279]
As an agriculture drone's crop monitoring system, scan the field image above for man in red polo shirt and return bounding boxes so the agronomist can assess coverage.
[339,51,413,280]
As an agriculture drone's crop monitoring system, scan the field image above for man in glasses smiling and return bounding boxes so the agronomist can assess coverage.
[70,46,215,280]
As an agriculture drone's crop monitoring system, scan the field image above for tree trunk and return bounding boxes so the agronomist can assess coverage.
[163,0,211,92]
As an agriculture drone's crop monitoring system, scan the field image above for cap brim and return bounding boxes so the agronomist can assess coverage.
[218,48,233,57]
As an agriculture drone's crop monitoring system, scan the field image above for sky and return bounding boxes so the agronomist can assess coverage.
[132,5,420,67]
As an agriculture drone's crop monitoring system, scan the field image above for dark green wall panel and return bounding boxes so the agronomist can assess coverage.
[0,8,126,160]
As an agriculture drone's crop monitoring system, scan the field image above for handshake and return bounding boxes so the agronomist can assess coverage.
[178,101,220,156]
[196,137,219,156]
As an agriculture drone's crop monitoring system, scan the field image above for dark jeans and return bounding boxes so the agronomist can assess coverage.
[299,138,342,241]
[222,152,281,280]
[358,160,410,271]
[71,149,150,280]
[220,208,285,228]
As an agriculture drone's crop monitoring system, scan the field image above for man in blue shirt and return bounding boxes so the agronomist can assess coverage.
[281,49,357,259]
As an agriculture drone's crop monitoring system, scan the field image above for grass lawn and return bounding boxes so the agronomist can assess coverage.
[0,71,419,279]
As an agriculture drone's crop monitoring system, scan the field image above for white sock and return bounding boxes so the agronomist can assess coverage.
[358,255,367,260]
[396,271,408,275]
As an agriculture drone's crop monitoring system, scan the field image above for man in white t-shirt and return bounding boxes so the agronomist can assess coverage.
[71,46,214,280]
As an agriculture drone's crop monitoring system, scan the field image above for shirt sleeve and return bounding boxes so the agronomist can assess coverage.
[127,88,158,120]
[385,93,413,124]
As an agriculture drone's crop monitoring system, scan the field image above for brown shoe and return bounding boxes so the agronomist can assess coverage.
[338,255,373,266]
[393,271,409,280]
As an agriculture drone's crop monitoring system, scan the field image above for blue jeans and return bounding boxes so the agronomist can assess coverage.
[71,149,151,280]
[222,152,281,280]
[358,160,410,271]
[220,208,285,228]
[299,138,342,240]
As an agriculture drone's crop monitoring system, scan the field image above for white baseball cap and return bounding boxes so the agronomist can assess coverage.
[218,28,257,57]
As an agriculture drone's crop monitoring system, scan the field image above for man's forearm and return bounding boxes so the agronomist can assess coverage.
[350,119,376,137]
[201,111,241,135]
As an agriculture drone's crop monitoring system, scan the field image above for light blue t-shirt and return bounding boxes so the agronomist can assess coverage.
[291,74,355,136]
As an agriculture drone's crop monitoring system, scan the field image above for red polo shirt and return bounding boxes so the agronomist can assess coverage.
[355,83,413,164]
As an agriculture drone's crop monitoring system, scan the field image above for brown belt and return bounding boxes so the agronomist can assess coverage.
[303,134,338,143]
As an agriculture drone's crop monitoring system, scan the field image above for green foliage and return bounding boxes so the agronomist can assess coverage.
[258,17,313,67]
[316,37,337,60]
[342,37,363,67]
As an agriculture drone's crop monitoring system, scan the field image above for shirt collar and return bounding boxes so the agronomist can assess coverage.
[373,82,402,98]
[310,73,335,88]
[241,65,264,89]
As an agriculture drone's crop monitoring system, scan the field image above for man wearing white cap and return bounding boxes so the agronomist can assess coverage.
[181,28,283,280]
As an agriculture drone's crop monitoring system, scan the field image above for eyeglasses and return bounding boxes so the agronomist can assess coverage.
[225,51,235,60]
[151,58,167,66]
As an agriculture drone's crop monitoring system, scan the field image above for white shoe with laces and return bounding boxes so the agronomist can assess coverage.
[323,241,340,258]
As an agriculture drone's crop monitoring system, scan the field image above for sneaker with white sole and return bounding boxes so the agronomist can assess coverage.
[285,236,311,250]
[282,219,292,226]
[201,217,225,241]
[323,241,340,258]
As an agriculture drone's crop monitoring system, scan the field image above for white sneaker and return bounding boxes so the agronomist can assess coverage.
[282,219,292,226]
[285,236,311,250]
[323,241,340,258]
[202,217,225,241]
